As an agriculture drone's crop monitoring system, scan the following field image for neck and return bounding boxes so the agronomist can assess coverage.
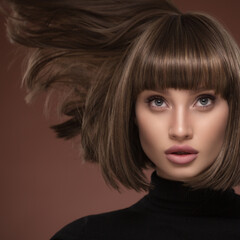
[144,171,237,217]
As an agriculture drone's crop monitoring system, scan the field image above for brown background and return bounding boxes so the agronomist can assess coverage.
[1,1,240,239]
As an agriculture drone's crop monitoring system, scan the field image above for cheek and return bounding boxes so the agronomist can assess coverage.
[137,114,166,155]
[137,117,156,148]
[196,105,229,155]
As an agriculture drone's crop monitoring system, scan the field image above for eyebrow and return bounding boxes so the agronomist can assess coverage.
[189,88,215,95]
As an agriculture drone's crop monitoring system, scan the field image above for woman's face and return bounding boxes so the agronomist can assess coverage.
[135,88,229,182]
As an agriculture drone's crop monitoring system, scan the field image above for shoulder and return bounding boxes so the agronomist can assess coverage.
[50,216,88,240]
[50,201,148,240]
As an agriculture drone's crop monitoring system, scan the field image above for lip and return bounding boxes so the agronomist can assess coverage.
[165,145,199,165]
[165,145,199,154]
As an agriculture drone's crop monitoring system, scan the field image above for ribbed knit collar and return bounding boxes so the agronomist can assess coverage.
[142,171,240,217]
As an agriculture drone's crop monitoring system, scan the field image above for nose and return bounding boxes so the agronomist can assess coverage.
[168,107,193,141]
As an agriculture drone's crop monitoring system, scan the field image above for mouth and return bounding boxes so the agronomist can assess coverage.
[165,145,199,155]
[165,145,199,164]
[172,152,191,155]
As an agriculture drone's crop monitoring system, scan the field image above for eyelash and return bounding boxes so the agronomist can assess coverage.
[195,95,216,109]
[146,94,216,110]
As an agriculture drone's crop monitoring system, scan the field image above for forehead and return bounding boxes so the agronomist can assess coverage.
[153,88,216,96]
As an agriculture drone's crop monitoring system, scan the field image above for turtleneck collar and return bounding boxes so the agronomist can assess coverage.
[141,171,240,217]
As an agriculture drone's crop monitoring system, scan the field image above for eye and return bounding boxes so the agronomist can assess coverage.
[195,94,216,108]
[146,95,168,110]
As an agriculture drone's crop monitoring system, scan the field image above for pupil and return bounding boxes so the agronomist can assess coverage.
[200,98,208,105]
[155,99,163,106]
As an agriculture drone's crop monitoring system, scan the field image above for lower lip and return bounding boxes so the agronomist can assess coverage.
[166,153,198,164]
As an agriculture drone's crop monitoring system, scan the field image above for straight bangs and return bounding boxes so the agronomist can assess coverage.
[129,13,236,100]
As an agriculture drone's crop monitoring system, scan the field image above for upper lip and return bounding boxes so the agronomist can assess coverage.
[165,145,199,154]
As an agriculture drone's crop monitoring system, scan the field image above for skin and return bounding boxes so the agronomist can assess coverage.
[135,88,229,182]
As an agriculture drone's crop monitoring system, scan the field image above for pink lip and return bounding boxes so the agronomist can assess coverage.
[165,145,199,165]
[165,145,199,154]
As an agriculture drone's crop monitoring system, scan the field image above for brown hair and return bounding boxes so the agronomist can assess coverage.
[2,0,240,191]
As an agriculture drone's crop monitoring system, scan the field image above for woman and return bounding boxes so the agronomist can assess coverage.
[2,0,240,239]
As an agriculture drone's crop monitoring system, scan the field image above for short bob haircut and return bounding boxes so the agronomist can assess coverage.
[82,12,240,191]
[3,0,240,191]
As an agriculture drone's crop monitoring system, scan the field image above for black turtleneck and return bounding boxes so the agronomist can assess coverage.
[50,171,240,240]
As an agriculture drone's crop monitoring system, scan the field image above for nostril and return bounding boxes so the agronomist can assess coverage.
[168,127,193,140]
